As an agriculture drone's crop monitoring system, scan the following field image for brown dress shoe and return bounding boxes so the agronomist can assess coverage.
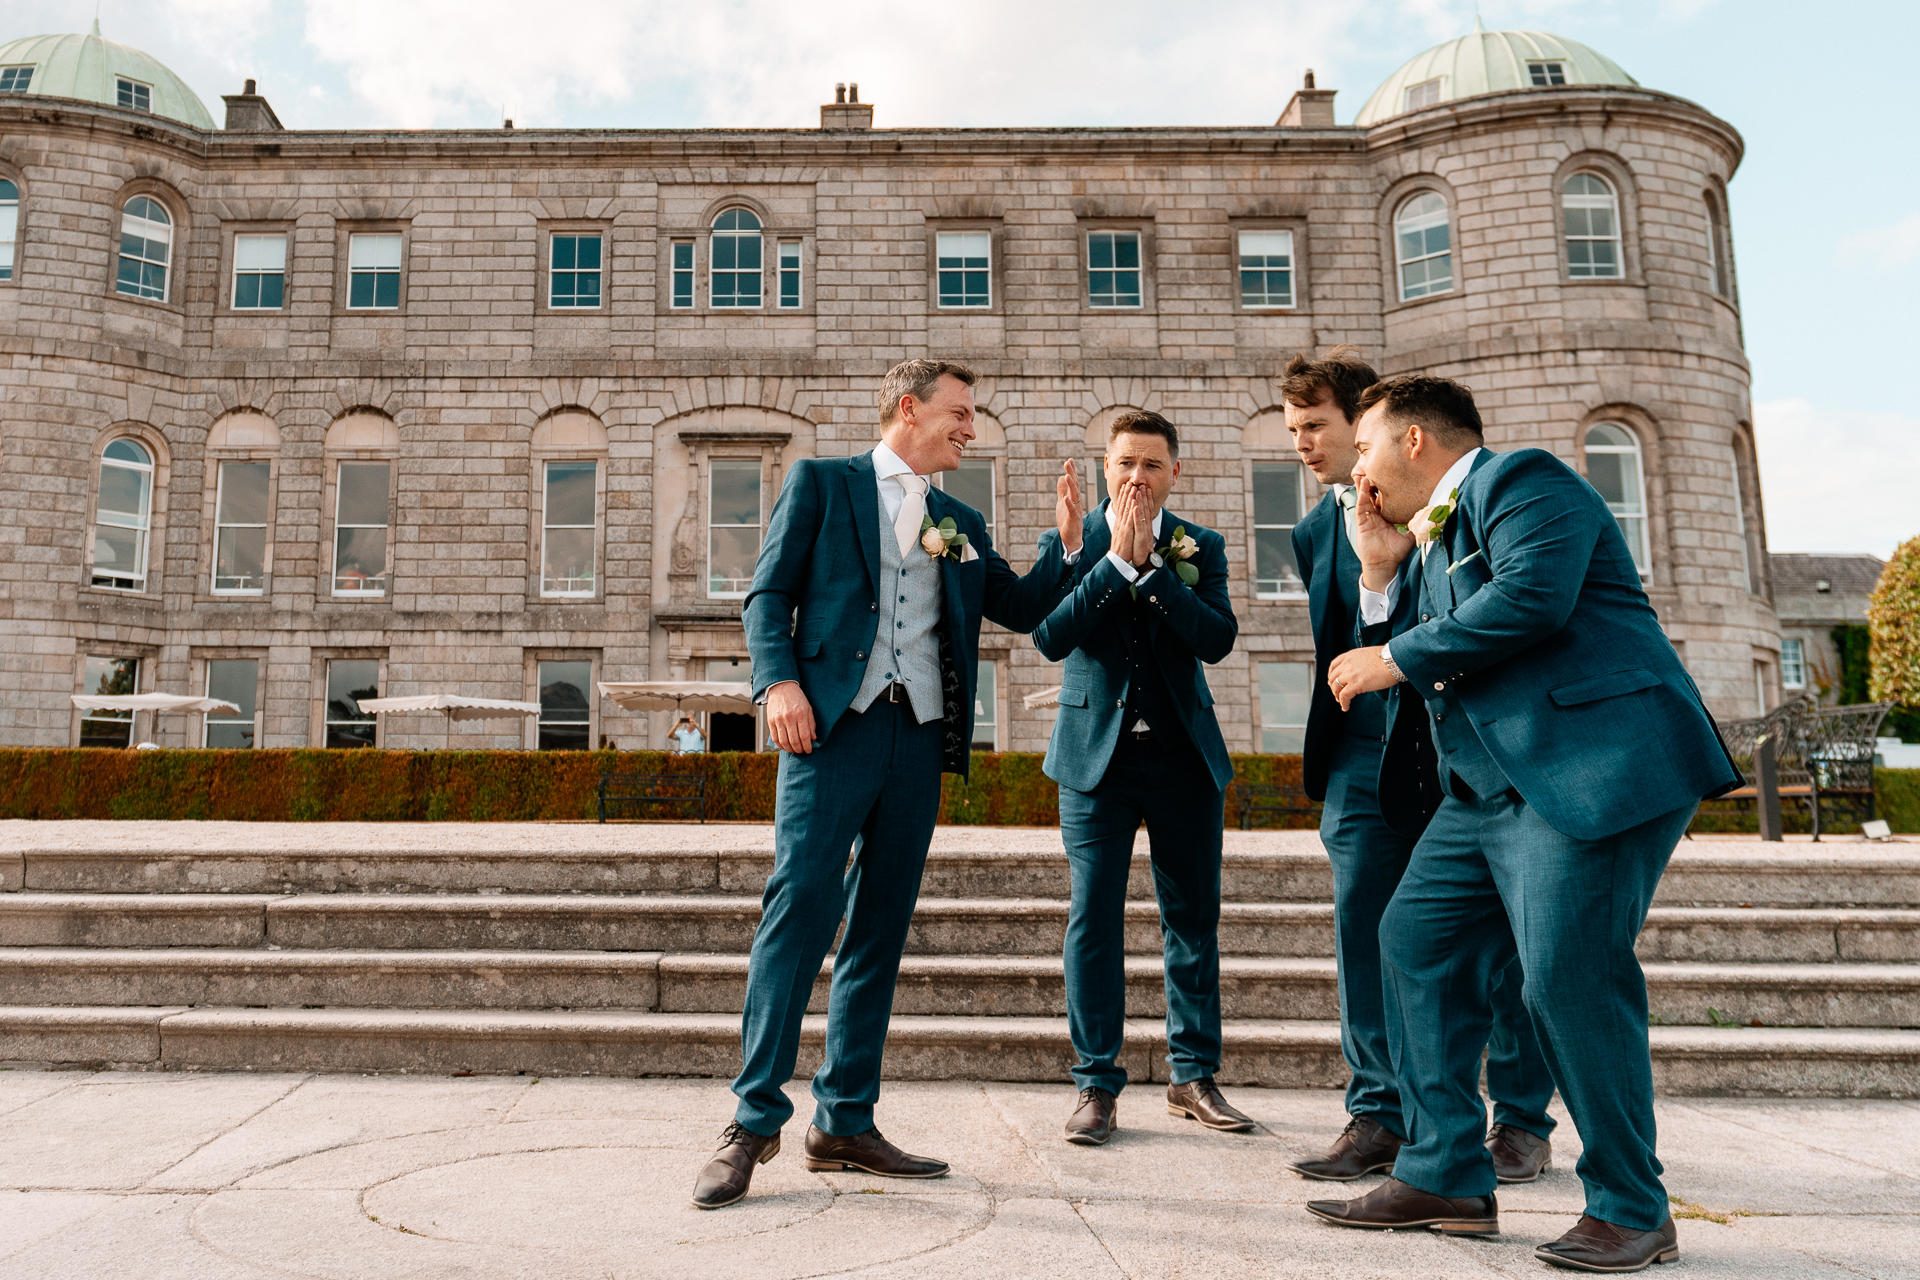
[1487,1122,1553,1183]
[802,1124,949,1177]
[1288,1115,1405,1181]
[1065,1087,1118,1146]
[1536,1214,1679,1272]
[1166,1078,1257,1133]
[1305,1176,1499,1237]
[689,1122,781,1210]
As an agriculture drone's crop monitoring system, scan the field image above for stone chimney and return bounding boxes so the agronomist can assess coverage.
[820,81,873,130]
[1275,70,1336,128]
[222,79,284,131]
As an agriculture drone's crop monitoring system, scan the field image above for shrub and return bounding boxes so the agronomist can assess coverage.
[1871,536,1920,734]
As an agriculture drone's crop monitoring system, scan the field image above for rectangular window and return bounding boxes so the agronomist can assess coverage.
[332,461,390,596]
[549,233,602,308]
[92,446,153,590]
[541,460,597,597]
[936,231,991,309]
[708,460,762,598]
[0,178,15,281]
[1258,661,1313,753]
[347,233,401,309]
[1252,462,1305,598]
[777,241,802,308]
[1239,230,1295,308]
[938,458,995,534]
[204,658,258,749]
[213,460,271,594]
[79,656,138,749]
[116,78,152,112]
[231,233,286,309]
[671,242,694,308]
[973,658,998,751]
[1755,661,1770,716]
[1781,638,1806,690]
[0,66,34,93]
[1087,230,1142,308]
[1404,77,1442,111]
[1527,61,1567,86]
[324,659,379,748]
[537,659,592,751]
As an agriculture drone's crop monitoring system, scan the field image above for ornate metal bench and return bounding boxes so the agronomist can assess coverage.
[1713,695,1892,839]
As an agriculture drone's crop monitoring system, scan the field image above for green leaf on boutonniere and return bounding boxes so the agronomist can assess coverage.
[1175,561,1199,586]
[1172,525,1187,541]
[948,532,969,547]
[1426,504,1452,524]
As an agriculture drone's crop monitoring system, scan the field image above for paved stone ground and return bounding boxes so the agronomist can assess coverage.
[0,1068,1915,1279]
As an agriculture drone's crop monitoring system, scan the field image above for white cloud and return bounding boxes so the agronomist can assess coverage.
[1835,214,1920,271]
[1752,398,1920,557]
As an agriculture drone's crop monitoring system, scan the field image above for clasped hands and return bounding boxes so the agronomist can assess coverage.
[1327,467,1417,711]
[1108,479,1157,568]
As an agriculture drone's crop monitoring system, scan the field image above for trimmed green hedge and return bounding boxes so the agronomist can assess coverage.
[1877,768,1920,834]
[0,748,1315,826]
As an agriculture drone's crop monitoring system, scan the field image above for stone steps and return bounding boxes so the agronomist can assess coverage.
[3,1005,1915,1097]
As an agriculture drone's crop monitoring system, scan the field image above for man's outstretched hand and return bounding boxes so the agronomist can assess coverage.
[764,680,817,754]
[1057,459,1085,553]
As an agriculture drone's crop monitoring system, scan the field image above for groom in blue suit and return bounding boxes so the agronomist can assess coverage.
[1309,376,1741,1273]
[691,359,1086,1209]
[1033,410,1251,1146]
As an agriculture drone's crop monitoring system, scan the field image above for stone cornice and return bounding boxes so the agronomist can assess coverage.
[1384,322,1751,378]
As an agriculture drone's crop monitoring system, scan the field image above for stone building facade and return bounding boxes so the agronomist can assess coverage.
[0,26,1780,753]
[1769,553,1885,706]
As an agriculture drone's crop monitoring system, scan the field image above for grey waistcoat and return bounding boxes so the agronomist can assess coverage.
[851,498,946,724]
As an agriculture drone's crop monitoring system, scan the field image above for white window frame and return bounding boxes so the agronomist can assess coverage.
[1584,423,1651,577]
[116,196,172,302]
[535,658,594,751]
[709,209,764,309]
[331,461,391,597]
[323,658,380,749]
[1238,230,1295,309]
[116,77,152,112]
[540,459,598,598]
[973,657,1000,752]
[1729,446,1756,593]
[936,230,992,309]
[707,459,763,599]
[1563,174,1622,279]
[1527,61,1567,86]
[549,232,603,309]
[1395,192,1453,302]
[1404,77,1442,111]
[1780,638,1806,690]
[0,66,34,93]
[0,178,17,282]
[231,232,287,309]
[1252,461,1307,599]
[1257,660,1313,754]
[347,232,402,310]
[92,439,154,591]
[670,240,694,309]
[936,458,997,540]
[212,460,271,595]
[1705,192,1732,297]
[1086,229,1143,308]
[777,240,802,309]
[203,658,260,749]
[80,656,140,748]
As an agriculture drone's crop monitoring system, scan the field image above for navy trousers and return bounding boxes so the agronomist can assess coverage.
[1060,734,1225,1095]
[1380,788,1696,1230]
[731,699,943,1137]
[1319,732,1555,1140]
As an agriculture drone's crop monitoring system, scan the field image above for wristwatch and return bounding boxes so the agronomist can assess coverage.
[1148,552,1164,569]
[1380,644,1406,684]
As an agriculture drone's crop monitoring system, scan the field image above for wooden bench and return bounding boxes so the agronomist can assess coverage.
[1233,781,1319,831]
[597,772,707,824]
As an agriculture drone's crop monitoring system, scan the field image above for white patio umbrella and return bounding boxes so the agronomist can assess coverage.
[1023,685,1063,710]
[352,693,542,749]
[597,681,757,714]
[70,692,244,749]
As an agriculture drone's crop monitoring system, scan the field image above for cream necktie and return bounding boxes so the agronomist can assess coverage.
[894,473,929,557]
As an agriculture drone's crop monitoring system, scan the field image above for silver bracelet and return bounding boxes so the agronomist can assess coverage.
[1380,646,1406,684]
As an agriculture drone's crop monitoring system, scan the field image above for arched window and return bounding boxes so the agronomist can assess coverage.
[1704,190,1732,297]
[92,439,154,590]
[1394,192,1452,301]
[1562,174,1621,279]
[709,209,763,308]
[0,179,18,281]
[1585,423,1650,576]
[116,196,173,301]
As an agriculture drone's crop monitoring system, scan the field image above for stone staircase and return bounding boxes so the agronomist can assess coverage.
[1,824,1917,1095]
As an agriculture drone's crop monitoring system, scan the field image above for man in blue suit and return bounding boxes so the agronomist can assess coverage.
[1033,410,1251,1146]
[1281,350,1557,1186]
[691,359,1086,1209]
[1309,376,1741,1273]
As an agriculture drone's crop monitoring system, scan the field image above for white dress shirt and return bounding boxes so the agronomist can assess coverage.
[1105,504,1163,584]
[870,441,921,527]
[1358,447,1483,628]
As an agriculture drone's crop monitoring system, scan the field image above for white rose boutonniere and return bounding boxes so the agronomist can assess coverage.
[1151,525,1202,586]
[1407,487,1459,560]
[919,515,970,562]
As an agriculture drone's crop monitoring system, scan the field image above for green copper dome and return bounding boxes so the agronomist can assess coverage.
[0,22,215,130]
[1355,21,1637,127]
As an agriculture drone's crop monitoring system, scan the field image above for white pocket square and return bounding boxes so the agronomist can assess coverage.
[960,543,980,563]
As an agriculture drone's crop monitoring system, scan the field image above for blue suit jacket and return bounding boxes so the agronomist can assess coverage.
[742,451,1075,777]
[1033,503,1238,794]
[1389,448,1742,840]
[1294,492,1443,836]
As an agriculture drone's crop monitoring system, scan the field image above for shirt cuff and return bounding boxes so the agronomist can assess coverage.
[1358,576,1400,626]
[755,679,799,707]
[1063,546,1082,565]
[1104,549,1141,582]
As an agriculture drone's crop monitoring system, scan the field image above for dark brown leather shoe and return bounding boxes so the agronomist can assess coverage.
[1536,1215,1679,1272]
[1065,1087,1118,1146]
[689,1122,781,1209]
[1166,1077,1257,1133]
[1487,1122,1553,1183]
[1288,1115,1405,1181]
[1305,1176,1498,1237]
[802,1125,948,1178]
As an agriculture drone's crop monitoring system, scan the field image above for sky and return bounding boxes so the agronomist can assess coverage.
[10,0,1917,557]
